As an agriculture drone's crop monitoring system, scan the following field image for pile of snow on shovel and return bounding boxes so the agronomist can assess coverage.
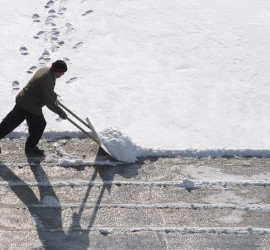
[99,128,141,163]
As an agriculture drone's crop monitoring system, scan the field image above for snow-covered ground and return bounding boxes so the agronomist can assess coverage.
[1,0,270,161]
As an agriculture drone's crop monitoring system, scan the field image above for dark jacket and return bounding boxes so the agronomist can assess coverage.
[16,67,63,116]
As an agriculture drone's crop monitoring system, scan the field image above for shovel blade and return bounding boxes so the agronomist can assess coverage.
[85,118,118,161]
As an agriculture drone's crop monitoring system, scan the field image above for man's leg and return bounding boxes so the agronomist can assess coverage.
[0,104,26,140]
[25,114,46,148]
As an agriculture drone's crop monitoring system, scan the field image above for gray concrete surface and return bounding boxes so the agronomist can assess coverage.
[0,138,270,249]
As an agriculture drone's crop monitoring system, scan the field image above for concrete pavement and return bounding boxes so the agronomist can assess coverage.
[0,138,270,249]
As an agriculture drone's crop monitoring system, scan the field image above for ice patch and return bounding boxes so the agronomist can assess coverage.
[218,210,245,224]
[183,165,270,183]
[99,128,142,163]
[203,190,259,206]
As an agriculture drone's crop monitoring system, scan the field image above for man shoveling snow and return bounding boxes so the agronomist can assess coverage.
[0,60,68,156]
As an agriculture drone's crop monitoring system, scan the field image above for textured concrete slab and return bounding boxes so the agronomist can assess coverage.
[1,138,270,249]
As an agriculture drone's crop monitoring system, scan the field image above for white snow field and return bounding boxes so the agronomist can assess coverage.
[1,0,270,161]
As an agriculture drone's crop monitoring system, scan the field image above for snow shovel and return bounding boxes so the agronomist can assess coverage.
[57,101,116,160]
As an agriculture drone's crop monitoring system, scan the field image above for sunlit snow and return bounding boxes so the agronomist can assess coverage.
[1,0,270,161]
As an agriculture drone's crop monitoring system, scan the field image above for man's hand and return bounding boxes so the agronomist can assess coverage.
[59,110,67,120]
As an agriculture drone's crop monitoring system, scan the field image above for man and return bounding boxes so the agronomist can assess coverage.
[0,60,68,156]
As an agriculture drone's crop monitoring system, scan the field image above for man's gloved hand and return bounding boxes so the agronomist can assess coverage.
[59,111,67,120]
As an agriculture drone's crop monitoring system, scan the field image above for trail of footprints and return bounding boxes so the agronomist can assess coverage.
[16,0,93,89]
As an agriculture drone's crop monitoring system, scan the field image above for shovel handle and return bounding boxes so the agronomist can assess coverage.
[66,117,99,144]
[58,102,91,130]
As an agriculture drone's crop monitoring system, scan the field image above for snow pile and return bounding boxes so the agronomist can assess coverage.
[99,128,142,163]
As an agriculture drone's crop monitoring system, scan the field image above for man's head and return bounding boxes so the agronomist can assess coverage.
[51,60,68,78]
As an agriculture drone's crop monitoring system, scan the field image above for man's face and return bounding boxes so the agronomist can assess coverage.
[55,72,65,78]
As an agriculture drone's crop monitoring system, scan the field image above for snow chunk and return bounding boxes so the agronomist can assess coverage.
[59,158,84,167]
[99,228,114,236]
[99,128,141,163]
[183,178,196,190]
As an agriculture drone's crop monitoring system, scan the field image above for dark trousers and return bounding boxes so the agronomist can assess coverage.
[0,104,46,148]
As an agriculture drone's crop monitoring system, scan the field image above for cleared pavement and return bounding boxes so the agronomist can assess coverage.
[0,138,270,249]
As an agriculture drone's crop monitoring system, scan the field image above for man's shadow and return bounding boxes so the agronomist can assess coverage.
[0,146,143,249]
[0,154,90,249]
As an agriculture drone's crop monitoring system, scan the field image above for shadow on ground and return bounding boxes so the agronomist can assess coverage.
[0,147,144,249]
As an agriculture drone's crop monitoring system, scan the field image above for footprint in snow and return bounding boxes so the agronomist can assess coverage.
[45,15,56,26]
[39,49,51,63]
[48,9,56,14]
[175,65,193,71]
[58,0,67,15]
[37,31,45,36]
[65,23,74,35]
[32,14,40,22]
[59,7,67,15]
[51,28,60,36]
[73,42,84,50]
[33,31,45,39]
[45,0,54,9]
[58,41,65,46]
[51,29,60,41]
[82,10,93,16]
[12,81,20,93]
[20,47,29,55]
[42,49,50,57]
[27,66,37,74]
[12,81,20,88]
[66,77,78,84]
